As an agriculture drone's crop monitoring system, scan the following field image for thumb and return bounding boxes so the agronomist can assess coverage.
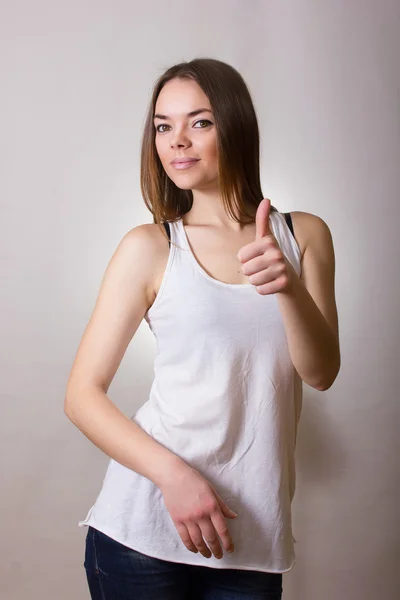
[255,197,272,241]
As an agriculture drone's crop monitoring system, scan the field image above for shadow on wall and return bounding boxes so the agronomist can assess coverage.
[285,388,348,599]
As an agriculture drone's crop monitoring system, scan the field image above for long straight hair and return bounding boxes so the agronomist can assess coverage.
[140,58,277,233]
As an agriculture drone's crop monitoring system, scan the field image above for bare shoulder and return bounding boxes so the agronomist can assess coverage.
[128,221,167,254]
[124,222,170,305]
[65,222,169,396]
[95,222,163,312]
[288,211,339,348]
[289,211,333,260]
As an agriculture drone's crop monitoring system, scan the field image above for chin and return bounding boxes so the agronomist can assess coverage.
[176,184,194,190]
[169,175,203,190]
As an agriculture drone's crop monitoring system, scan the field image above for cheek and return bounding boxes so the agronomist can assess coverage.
[200,136,218,162]
[155,138,169,167]
[155,136,163,157]
[207,143,219,171]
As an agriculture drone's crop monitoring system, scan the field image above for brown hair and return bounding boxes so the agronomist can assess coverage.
[140,57,277,236]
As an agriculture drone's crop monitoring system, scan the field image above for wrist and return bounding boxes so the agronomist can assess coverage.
[151,452,189,489]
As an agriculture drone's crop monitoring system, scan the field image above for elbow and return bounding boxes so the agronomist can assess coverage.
[64,386,83,423]
[315,378,335,392]
[64,395,77,422]
[315,353,341,391]
[64,383,104,422]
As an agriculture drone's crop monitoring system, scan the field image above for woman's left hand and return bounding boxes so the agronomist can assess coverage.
[237,198,294,295]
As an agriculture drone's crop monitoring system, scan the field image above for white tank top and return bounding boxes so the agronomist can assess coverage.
[79,210,303,574]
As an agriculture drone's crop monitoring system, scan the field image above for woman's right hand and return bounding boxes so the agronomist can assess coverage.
[159,464,237,559]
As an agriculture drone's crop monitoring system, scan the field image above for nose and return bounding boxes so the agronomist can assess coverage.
[169,126,191,149]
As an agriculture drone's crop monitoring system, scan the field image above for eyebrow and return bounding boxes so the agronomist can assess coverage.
[153,108,213,121]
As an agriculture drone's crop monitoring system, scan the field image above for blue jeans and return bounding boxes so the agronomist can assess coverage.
[84,527,283,599]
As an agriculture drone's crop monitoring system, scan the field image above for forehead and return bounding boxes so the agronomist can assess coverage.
[155,78,211,114]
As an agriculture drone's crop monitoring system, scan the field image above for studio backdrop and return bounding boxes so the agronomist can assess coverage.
[1,1,399,599]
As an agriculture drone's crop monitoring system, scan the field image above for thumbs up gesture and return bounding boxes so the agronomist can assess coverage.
[237,198,292,295]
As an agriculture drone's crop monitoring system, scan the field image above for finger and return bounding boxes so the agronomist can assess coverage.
[210,509,235,553]
[237,236,275,265]
[255,274,289,295]
[186,522,212,558]
[242,247,285,275]
[241,254,271,277]
[214,491,238,520]
[255,198,271,241]
[174,522,199,554]
[198,518,223,559]
[249,262,288,286]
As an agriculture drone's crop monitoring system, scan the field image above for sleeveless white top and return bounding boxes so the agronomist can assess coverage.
[79,210,303,574]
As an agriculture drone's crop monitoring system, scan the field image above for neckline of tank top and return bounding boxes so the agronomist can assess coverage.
[177,217,263,290]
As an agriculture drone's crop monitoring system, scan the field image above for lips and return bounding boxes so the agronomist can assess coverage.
[171,158,200,170]
[171,158,200,165]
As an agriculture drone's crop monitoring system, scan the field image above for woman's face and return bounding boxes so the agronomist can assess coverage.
[154,78,219,192]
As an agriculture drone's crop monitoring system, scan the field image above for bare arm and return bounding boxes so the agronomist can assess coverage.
[64,225,185,487]
[64,223,238,558]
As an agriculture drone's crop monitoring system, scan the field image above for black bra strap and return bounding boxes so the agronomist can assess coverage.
[283,212,294,238]
[163,221,171,247]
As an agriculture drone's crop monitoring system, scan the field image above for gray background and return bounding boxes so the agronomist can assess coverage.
[1,1,399,598]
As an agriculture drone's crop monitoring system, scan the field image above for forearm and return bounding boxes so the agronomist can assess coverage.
[64,387,186,487]
[277,265,340,390]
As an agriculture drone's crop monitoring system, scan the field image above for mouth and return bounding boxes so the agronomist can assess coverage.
[171,159,200,170]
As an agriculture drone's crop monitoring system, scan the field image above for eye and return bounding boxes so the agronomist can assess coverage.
[193,119,212,128]
[155,124,171,133]
[155,119,213,134]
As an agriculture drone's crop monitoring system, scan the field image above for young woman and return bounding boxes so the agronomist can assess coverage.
[65,57,340,600]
